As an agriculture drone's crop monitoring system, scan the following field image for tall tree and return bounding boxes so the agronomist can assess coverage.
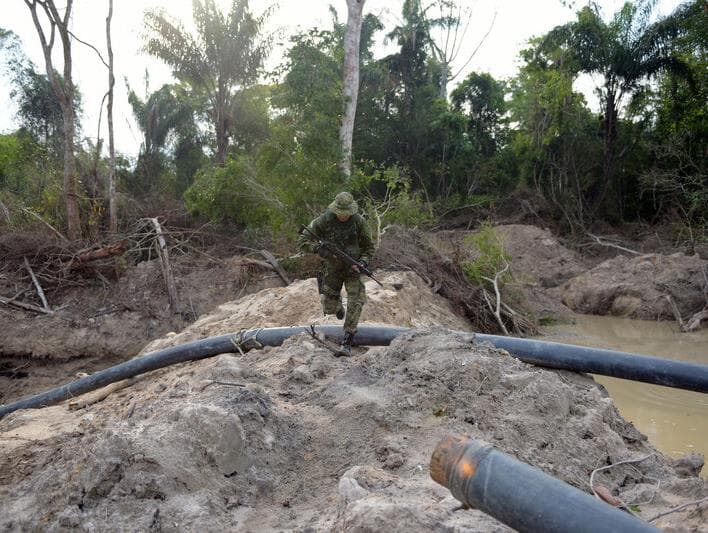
[426,0,496,99]
[127,82,194,196]
[106,0,117,232]
[23,0,81,239]
[144,0,270,165]
[339,0,366,179]
[545,0,693,214]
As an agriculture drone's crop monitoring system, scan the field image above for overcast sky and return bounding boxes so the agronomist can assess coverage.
[1,0,683,158]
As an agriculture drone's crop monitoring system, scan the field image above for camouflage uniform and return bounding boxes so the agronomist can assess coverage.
[299,193,375,337]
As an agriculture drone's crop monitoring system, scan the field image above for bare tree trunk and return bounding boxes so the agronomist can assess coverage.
[215,84,229,166]
[339,0,365,179]
[25,0,82,240]
[106,0,117,233]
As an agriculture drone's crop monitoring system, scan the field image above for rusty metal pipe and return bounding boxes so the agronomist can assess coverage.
[430,434,658,533]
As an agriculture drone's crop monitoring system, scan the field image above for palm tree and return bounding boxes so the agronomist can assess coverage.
[545,0,694,213]
[143,0,270,165]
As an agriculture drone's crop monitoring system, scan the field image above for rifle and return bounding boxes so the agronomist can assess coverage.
[300,224,383,287]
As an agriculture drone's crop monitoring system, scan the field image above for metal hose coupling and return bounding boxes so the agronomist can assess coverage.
[430,433,659,533]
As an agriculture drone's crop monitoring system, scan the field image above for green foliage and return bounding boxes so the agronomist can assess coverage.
[509,38,602,230]
[462,223,511,287]
[542,0,695,217]
[353,166,434,239]
[184,154,274,227]
[0,130,62,217]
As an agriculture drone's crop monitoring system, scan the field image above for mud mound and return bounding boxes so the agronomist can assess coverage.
[1,271,705,531]
[142,270,472,352]
[0,331,704,531]
[559,253,708,321]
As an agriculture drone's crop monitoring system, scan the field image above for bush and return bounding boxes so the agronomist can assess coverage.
[461,222,511,287]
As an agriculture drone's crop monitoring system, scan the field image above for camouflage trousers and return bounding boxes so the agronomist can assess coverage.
[320,267,366,335]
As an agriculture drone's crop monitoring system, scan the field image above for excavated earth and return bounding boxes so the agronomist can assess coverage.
[1,269,706,532]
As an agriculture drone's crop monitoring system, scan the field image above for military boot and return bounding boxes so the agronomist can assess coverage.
[338,331,354,356]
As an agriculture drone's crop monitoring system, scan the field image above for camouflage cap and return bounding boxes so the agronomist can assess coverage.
[329,192,358,217]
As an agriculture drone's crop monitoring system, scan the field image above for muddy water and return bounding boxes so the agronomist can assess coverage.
[541,315,708,461]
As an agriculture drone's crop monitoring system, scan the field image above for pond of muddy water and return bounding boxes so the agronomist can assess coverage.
[542,315,708,463]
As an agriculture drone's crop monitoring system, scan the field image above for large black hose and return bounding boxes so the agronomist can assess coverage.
[430,433,659,533]
[1,325,706,420]
[474,333,708,393]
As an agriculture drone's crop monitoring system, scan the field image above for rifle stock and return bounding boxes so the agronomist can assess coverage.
[300,225,383,287]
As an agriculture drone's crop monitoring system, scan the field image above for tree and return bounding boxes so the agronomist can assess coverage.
[339,0,366,179]
[127,81,197,196]
[425,0,496,99]
[509,39,601,230]
[545,0,694,215]
[106,0,117,232]
[144,0,270,165]
[23,0,81,239]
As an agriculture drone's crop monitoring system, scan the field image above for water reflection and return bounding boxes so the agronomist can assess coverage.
[541,314,708,460]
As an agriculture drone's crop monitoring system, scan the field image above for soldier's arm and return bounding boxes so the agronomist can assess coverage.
[298,216,325,254]
[357,216,375,265]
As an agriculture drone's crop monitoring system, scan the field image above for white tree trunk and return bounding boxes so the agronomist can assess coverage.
[107,0,117,233]
[339,0,365,179]
[25,0,82,240]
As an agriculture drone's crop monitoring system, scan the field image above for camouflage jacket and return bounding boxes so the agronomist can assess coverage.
[299,210,375,267]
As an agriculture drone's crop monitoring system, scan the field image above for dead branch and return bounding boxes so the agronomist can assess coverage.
[68,378,136,410]
[587,233,640,255]
[593,484,623,507]
[24,256,51,312]
[20,207,68,242]
[589,454,653,500]
[259,249,290,285]
[70,240,128,267]
[0,294,53,314]
[481,263,510,335]
[647,496,708,523]
[684,307,708,332]
[149,218,179,311]
[664,294,686,330]
[665,294,708,332]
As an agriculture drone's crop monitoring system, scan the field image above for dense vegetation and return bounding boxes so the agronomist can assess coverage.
[0,0,705,246]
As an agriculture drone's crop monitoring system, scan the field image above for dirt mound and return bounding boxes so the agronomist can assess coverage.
[142,271,471,352]
[1,271,705,531]
[559,253,708,321]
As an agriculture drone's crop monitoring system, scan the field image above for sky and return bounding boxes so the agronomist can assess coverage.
[0,0,684,158]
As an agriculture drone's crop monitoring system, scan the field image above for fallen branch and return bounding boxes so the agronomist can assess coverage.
[260,249,290,285]
[683,307,708,332]
[664,294,686,330]
[589,453,653,516]
[70,240,128,267]
[68,378,136,410]
[647,496,708,523]
[20,207,68,242]
[24,256,51,313]
[587,233,640,255]
[0,294,53,314]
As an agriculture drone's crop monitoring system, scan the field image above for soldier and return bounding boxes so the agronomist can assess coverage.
[298,192,375,356]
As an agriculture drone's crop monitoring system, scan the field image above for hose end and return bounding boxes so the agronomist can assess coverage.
[430,433,479,490]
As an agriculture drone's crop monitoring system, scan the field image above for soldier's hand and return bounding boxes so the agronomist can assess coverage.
[351,263,360,273]
[317,242,332,258]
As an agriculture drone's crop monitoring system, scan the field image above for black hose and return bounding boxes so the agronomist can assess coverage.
[431,433,659,533]
[1,325,706,420]
[474,333,708,393]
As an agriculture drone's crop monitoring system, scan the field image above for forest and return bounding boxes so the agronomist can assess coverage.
[0,0,705,249]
